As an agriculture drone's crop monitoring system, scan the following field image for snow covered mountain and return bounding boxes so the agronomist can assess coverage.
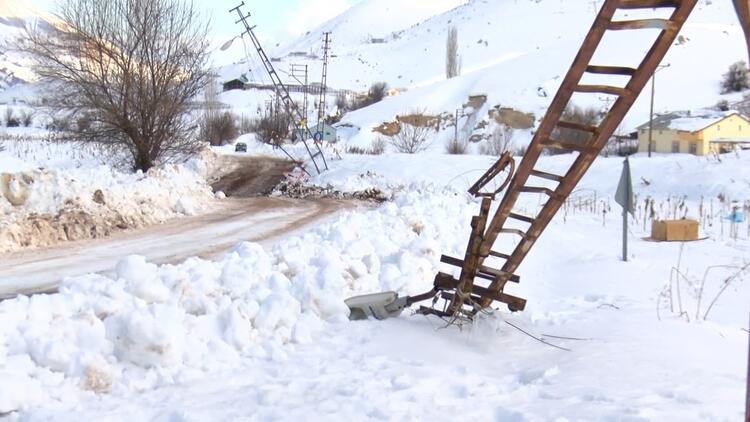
[0,0,55,92]
[221,0,748,149]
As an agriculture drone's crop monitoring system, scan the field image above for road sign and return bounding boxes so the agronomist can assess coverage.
[616,157,634,262]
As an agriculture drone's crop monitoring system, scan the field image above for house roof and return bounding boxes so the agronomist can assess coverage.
[223,74,248,84]
[636,110,747,132]
[307,122,337,131]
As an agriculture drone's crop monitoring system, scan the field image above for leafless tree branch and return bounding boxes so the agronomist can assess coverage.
[17,0,211,171]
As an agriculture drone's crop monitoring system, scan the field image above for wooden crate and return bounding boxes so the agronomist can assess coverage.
[651,219,699,241]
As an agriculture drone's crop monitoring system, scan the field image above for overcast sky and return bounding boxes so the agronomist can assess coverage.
[29,0,361,65]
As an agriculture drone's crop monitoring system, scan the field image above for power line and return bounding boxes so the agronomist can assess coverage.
[229,2,328,174]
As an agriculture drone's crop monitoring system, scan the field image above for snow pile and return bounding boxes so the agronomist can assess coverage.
[0,186,474,414]
[1,150,748,419]
[0,148,216,252]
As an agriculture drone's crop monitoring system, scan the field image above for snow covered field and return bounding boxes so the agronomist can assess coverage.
[1,148,747,420]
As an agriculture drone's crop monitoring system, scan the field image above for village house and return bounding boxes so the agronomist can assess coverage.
[636,110,750,155]
[307,122,338,142]
[222,74,248,91]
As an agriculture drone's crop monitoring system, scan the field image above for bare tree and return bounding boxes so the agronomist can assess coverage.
[721,61,750,94]
[19,0,211,171]
[481,124,515,156]
[446,26,461,79]
[256,111,292,147]
[368,82,388,104]
[4,108,19,127]
[19,109,35,127]
[335,92,349,112]
[390,122,431,154]
[201,73,221,145]
[201,112,238,146]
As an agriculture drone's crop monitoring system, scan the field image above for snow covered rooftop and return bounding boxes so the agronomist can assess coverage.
[636,110,745,132]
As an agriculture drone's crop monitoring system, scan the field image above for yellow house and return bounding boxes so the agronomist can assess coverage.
[636,111,750,155]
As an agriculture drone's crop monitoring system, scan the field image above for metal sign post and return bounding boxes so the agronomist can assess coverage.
[615,157,634,262]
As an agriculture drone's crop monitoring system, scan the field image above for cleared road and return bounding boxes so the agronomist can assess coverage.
[0,197,351,299]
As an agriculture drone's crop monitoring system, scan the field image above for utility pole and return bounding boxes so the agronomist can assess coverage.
[648,63,670,157]
[316,32,332,137]
[290,63,309,122]
[228,2,327,174]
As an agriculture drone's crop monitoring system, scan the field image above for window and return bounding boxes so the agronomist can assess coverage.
[689,143,697,154]
[717,125,721,131]
[672,141,680,153]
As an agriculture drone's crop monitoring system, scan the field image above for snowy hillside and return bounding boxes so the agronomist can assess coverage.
[221,0,747,149]
[0,1,54,95]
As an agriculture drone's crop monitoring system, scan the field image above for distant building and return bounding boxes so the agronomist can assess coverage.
[636,111,750,155]
[222,75,248,91]
[308,122,338,142]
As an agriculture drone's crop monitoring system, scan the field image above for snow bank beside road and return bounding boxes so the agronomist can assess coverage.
[5,175,748,420]
[0,187,472,414]
[0,149,216,252]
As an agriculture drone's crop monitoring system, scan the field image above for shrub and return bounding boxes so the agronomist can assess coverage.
[19,110,34,127]
[446,137,468,154]
[335,92,349,112]
[481,124,515,156]
[238,115,256,134]
[255,111,291,146]
[368,82,388,104]
[4,108,19,127]
[201,112,238,146]
[371,137,387,155]
[350,82,388,111]
[48,115,72,132]
[389,122,431,154]
[346,138,387,155]
[721,61,750,94]
[346,146,367,154]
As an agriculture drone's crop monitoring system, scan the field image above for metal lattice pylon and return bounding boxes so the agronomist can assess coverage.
[230,2,328,175]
